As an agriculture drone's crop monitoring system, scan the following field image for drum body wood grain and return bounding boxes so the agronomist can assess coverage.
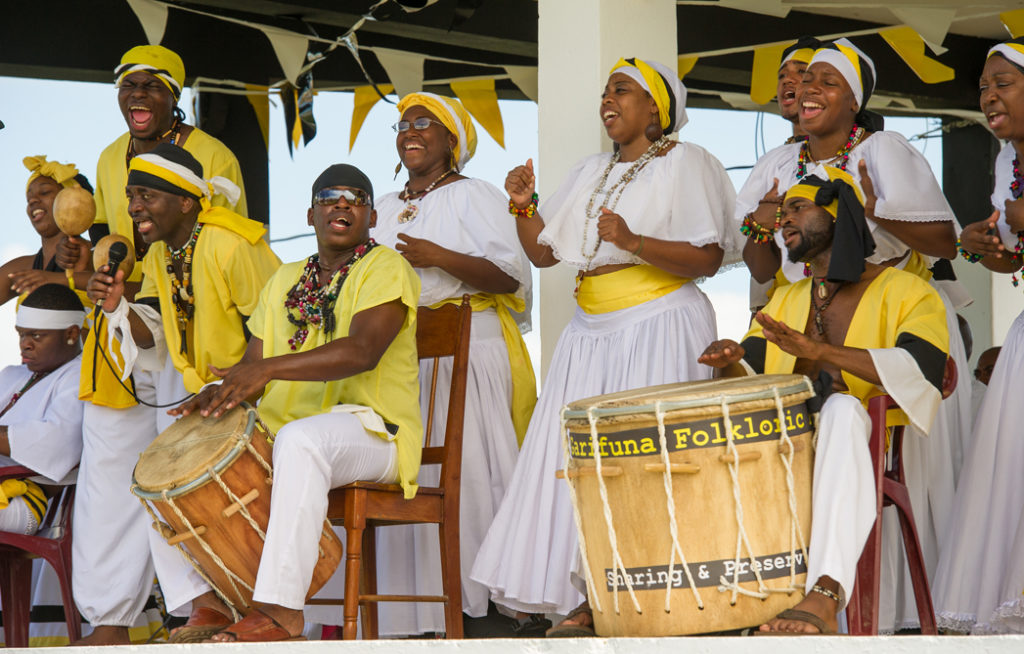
[132,404,342,614]
[562,375,816,636]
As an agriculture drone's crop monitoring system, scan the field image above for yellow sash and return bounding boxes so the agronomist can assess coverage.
[430,293,537,447]
[576,265,690,315]
[0,478,47,523]
[79,314,138,408]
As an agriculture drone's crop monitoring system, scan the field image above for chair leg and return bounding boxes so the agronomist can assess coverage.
[51,550,82,643]
[343,495,366,640]
[848,517,882,636]
[360,528,379,639]
[438,515,463,638]
[0,555,34,647]
[884,481,938,635]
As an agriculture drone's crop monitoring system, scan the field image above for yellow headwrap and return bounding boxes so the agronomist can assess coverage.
[785,166,864,218]
[608,57,688,133]
[396,92,478,171]
[988,40,1024,70]
[115,45,186,98]
[23,155,80,192]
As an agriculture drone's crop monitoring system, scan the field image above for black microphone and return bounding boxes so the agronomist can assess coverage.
[106,241,128,279]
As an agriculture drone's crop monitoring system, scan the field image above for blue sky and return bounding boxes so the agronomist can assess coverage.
[0,75,942,370]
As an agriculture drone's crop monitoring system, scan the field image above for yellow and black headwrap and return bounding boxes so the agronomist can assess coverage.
[786,166,875,283]
[609,57,688,133]
[127,143,240,211]
[780,36,823,68]
[23,155,92,193]
[115,45,185,99]
[396,92,478,171]
[988,36,1024,72]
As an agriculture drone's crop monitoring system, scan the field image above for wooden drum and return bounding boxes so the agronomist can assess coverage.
[132,404,342,614]
[561,374,817,636]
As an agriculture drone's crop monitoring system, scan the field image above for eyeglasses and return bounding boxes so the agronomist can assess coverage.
[313,187,370,207]
[392,117,446,133]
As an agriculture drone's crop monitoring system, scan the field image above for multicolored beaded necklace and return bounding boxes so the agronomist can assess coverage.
[1011,156,1024,287]
[796,125,864,179]
[125,118,181,169]
[0,371,49,419]
[165,221,204,354]
[284,240,378,350]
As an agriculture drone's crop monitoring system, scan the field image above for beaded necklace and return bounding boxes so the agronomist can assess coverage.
[165,221,204,354]
[796,125,864,179]
[284,240,378,349]
[125,118,181,169]
[0,371,49,419]
[1010,156,1024,287]
[576,136,671,288]
[397,169,454,223]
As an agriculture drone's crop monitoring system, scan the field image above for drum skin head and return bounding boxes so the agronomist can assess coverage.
[135,405,250,492]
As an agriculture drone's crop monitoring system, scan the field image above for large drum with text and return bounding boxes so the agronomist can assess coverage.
[561,374,817,636]
[132,403,342,614]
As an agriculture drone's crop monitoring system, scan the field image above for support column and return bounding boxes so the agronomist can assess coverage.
[535,0,677,376]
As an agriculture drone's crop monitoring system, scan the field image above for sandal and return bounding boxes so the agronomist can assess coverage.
[208,610,306,642]
[167,606,232,643]
[546,601,595,638]
[755,608,835,635]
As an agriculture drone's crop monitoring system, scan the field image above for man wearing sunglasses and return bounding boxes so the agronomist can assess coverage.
[154,163,423,642]
[83,143,279,644]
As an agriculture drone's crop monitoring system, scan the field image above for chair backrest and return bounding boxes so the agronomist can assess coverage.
[416,296,472,494]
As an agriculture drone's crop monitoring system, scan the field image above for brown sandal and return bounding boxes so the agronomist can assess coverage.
[546,601,595,638]
[167,606,233,643]
[208,610,305,642]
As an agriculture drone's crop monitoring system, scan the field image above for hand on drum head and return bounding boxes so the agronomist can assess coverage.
[168,361,270,419]
[698,339,745,367]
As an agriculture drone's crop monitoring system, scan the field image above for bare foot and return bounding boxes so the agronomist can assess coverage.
[70,625,131,646]
[759,580,839,634]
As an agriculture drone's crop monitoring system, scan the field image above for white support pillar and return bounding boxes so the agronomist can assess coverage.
[535,0,677,377]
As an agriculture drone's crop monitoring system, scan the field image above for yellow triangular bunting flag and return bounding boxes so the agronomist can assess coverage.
[677,55,699,79]
[245,84,270,150]
[350,84,394,152]
[879,26,954,84]
[750,42,791,105]
[450,78,505,148]
[1001,9,1024,38]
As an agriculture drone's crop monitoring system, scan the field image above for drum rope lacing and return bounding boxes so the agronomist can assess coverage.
[135,488,243,622]
[559,407,605,613]
[773,386,810,592]
[587,406,643,615]
[717,397,772,602]
[654,401,704,612]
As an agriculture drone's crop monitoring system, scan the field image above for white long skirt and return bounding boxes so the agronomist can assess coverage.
[305,310,520,634]
[470,284,717,616]
[878,284,967,633]
[934,308,1024,633]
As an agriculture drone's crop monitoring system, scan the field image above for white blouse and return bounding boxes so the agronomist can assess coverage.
[537,142,738,271]
[990,142,1021,249]
[372,177,532,331]
[735,131,956,282]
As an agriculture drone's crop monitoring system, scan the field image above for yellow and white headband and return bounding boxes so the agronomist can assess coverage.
[609,57,688,133]
[808,38,875,110]
[988,42,1024,70]
[128,153,241,208]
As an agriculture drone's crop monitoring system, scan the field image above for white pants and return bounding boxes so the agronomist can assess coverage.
[806,393,877,605]
[0,497,36,535]
[72,375,158,627]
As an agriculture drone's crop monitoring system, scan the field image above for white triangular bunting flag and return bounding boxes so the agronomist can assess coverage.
[504,65,538,102]
[126,0,169,45]
[373,48,425,99]
[262,28,308,84]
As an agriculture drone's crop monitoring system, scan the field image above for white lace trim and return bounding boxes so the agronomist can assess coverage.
[936,611,976,634]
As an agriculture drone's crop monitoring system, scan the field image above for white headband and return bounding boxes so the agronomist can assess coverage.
[16,306,85,331]
[989,43,1024,70]
[808,38,874,111]
[609,61,689,132]
[132,153,242,207]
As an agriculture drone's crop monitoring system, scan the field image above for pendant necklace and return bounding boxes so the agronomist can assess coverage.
[398,169,454,223]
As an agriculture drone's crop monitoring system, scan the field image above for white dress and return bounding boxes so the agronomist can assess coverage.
[735,131,970,632]
[934,142,1024,633]
[470,142,738,615]
[305,178,532,634]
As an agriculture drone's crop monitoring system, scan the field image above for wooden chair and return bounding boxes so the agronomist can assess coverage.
[0,465,80,647]
[318,296,472,639]
[846,358,957,635]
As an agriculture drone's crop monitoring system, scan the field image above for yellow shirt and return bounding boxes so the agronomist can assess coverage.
[137,208,280,393]
[249,247,423,499]
[744,267,948,422]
